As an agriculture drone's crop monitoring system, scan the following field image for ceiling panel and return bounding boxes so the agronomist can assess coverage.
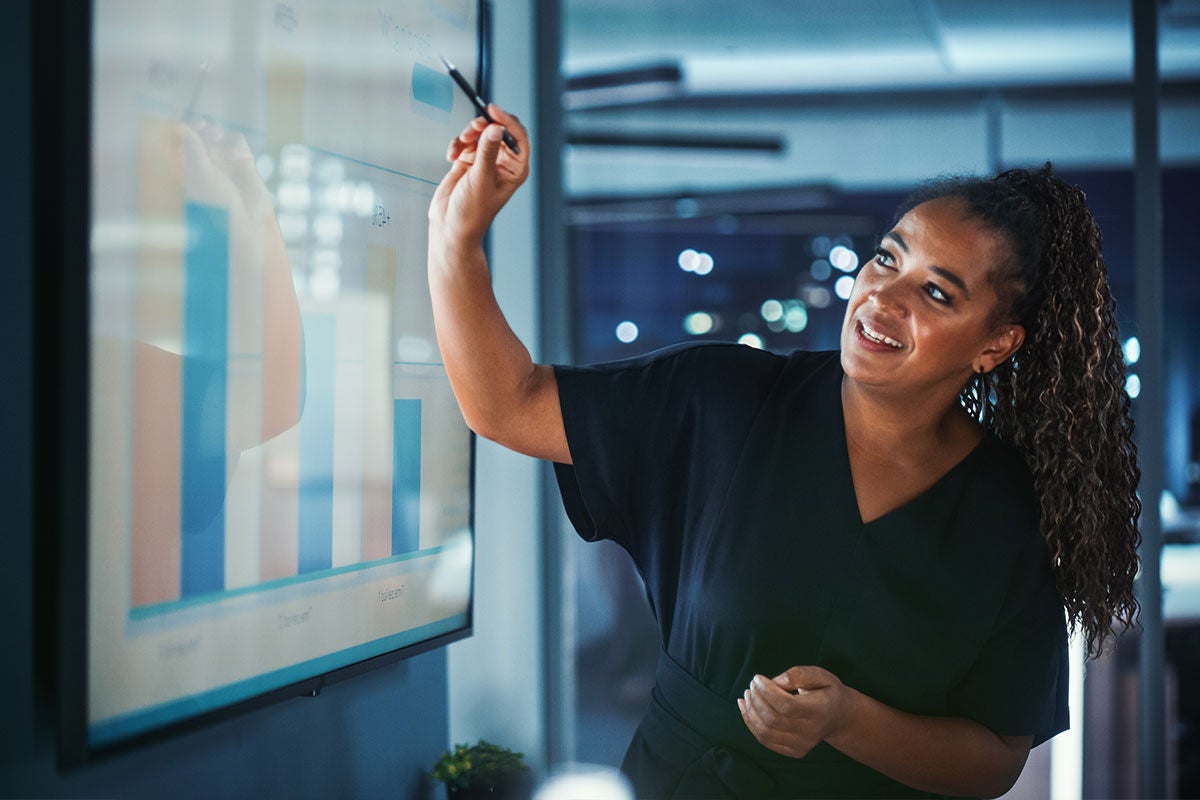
[564,0,1200,92]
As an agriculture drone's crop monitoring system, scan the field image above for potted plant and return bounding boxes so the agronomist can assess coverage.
[430,740,532,800]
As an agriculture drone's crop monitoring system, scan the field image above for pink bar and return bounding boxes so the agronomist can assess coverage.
[131,344,182,606]
[131,119,185,608]
[260,213,303,442]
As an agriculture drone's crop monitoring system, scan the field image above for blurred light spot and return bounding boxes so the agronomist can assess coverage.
[694,252,714,275]
[767,318,786,333]
[784,302,808,333]
[829,245,859,272]
[279,144,312,181]
[684,312,714,336]
[616,321,639,343]
[1123,336,1141,365]
[738,333,764,349]
[313,213,344,246]
[801,286,832,309]
[810,259,831,281]
[810,236,832,258]
[678,248,700,272]
[1126,373,1141,399]
[353,182,376,217]
[760,299,784,322]
[312,248,341,273]
[277,181,311,211]
[834,275,855,300]
[314,157,346,185]
[311,267,340,302]
[675,197,700,218]
[256,153,275,181]
[534,764,633,800]
[323,182,355,212]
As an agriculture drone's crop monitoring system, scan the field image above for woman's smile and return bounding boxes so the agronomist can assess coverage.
[856,319,905,351]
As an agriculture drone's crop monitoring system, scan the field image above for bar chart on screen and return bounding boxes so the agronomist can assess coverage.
[86,0,478,750]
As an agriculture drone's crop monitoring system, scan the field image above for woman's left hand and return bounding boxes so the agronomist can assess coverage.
[738,666,857,759]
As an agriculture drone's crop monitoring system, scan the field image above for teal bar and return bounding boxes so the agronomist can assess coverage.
[298,313,336,574]
[411,62,454,113]
[180,202,229,598]
[392,400,421,554]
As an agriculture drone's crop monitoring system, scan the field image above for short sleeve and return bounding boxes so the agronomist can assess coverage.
[947,537,1070,747]
[552,342,786,565]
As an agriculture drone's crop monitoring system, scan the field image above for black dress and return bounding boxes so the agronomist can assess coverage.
[553,343,1069,799]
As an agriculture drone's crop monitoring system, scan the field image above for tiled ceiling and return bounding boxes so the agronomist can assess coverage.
[563,0,1200,97]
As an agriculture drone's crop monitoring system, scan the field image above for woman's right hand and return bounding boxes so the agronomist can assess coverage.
[429,104,529,249]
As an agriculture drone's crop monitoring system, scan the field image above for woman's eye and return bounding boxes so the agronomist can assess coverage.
[873,248,894,268]
[926,283,951,304]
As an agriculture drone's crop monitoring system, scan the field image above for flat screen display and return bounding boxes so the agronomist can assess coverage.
[85,0,478,755]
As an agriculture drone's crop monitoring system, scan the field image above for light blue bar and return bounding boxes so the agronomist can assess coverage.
[392,400,421,554]
[298,313,336,574]
[180,203,229,598]
[411,62,454,113]
[89,613,468,747]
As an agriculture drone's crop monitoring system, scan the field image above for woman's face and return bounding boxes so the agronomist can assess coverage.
[839,196,1024,396]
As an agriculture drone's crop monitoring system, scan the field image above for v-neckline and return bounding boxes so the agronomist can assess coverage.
[833,370,986,528]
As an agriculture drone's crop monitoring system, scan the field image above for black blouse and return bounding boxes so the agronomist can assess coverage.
[553,343,1068,798]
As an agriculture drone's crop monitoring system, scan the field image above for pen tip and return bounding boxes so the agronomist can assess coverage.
[438,53,454,71]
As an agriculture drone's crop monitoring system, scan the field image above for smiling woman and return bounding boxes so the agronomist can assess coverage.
[427,108,1140,797]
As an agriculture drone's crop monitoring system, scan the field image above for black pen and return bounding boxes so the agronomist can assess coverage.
[438,54,520,155]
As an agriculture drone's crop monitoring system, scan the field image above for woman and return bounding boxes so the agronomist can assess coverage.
[428,109,1141,799]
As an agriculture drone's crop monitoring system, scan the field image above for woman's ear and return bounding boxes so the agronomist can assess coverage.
[976,325,1026,373]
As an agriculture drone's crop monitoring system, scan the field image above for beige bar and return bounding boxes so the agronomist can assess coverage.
[361,245,396,561]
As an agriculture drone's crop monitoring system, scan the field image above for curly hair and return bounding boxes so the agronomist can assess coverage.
[896,165,1141,659]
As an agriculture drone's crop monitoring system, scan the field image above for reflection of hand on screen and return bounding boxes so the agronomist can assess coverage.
[142,118,303,450]
[128,118,304,547]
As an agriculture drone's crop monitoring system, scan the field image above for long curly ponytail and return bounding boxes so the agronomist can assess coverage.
[897,165,1141,658]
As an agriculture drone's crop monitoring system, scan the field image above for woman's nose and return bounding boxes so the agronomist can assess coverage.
[869,282,909,317]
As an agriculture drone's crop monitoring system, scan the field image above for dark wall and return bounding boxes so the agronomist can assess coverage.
[0,6,451,798]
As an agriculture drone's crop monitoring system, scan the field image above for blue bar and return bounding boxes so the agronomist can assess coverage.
[180,203,229,598]
[298,313,336,574]
[392,400,421,554]
[411,62,454,113]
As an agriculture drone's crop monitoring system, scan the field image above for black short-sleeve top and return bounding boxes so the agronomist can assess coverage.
[553,343,1069,758]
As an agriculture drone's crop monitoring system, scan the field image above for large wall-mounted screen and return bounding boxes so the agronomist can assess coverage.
[81,0,478,759]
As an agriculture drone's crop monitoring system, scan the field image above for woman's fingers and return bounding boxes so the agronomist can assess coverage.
[470,124,505,180]
[447,117,489,161]
[740,686,806,759]
[429,157,470,223]
[486,104,529,151]
[448,106,529,164]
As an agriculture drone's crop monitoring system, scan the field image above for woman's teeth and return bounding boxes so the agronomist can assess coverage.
[861,321,903,349]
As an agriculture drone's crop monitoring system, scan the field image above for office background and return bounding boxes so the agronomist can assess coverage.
[2,1,1198,798]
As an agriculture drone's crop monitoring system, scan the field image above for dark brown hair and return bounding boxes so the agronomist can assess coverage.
[897,165,1141,658]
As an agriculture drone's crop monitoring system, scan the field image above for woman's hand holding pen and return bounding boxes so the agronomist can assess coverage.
[429,104,529,250]
[738,665,857,759]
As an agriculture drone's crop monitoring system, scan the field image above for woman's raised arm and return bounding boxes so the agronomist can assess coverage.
[427,105,571,464]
